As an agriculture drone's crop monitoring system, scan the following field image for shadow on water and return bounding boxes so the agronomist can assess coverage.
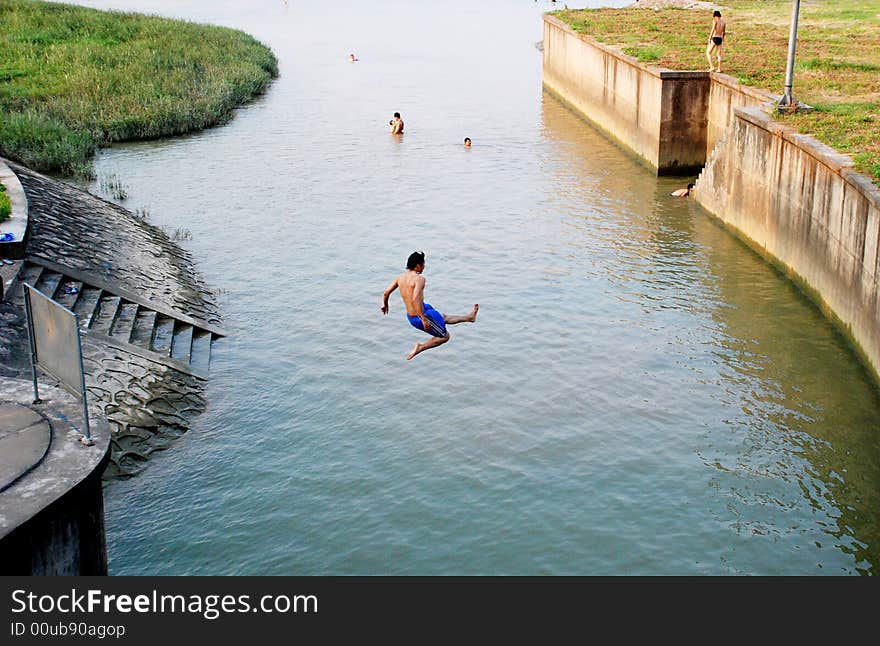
[690,215,880,574]
[540,90,880,573]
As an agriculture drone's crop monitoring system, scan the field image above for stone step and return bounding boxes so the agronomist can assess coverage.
[89,295,121,335]
[129,309,157,349]
[17,263,44,288]
[34,271,64,300]
[150,315,175,356]
[189,330,213,373]
[170,322,194,364]
[54,280,84,311]
[110,302,139,343]
[14,258,225,375]
[73,287,103,328]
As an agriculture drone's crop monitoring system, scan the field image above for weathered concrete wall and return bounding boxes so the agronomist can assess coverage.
[542,15,709,174]
[696,107,880,379]
[2,472,108,575]
[706,74,778,158]
[542,15,880,382]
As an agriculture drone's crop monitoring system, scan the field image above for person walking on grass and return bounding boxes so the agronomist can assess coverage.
[381,251,479,360]
[706,10,726,72]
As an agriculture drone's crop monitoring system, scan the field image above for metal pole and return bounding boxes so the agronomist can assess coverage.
[74,313,91,442]
[780,0,801,108]
[23,285,41,404]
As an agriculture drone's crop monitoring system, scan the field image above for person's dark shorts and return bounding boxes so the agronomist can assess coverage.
[712,36,723,45]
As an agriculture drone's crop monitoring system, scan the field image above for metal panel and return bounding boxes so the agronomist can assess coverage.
[24,285,83,396]
[23,284,91,440]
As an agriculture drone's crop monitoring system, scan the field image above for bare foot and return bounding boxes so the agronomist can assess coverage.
[468,303,480,323]
[406,343,421,361]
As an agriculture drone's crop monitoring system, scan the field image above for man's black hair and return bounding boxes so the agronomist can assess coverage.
[687,183,694,189]
[394,112,401,118]
[713,10,721,17]
[407,251,425,270]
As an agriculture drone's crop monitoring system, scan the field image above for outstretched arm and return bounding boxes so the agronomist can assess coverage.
[381,278,398,315]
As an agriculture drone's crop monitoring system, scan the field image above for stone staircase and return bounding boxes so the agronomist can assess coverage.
[8,257,225,379]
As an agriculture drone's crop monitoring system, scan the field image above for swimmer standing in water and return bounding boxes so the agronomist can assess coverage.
[381,251,479,360]
[390,112,404,134]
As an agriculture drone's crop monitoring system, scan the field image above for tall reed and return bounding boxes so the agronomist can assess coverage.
[0,0,278,175]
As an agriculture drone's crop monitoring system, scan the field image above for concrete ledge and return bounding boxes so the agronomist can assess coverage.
[843,169,880,211]
[736,106,866,179]
[0,158,29,258]
[709,72,779,105]
[543,14,711,174]
[544,15,712,81]
[0,377,111,575]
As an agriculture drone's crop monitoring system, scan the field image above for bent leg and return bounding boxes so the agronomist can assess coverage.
[407,333,449,360]
[443,304,479,326]
[706,42,715,70]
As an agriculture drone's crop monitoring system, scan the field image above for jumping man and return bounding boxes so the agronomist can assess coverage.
[381,251,478,360]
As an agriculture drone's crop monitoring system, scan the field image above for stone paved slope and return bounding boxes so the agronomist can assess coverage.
[0,163,222,478]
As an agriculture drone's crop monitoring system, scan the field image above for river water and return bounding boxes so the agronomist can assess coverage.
[68,0,879,574]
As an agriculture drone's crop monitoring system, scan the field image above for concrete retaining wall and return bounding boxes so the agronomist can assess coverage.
[2,468,108,575]
[542,15,709,174]
[696,107,880,379]
[542,13,880,382]
[706,74,778,158]
[542,15,780,174]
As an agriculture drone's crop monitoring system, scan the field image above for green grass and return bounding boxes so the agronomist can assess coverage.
[552,1,880,185]
[0,182,10,223]
[0,0,278,176]
[622,45,664,62]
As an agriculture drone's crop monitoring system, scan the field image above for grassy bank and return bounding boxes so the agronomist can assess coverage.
[0,0,278,176]
[552,1,880,184]
[0,182,10,223]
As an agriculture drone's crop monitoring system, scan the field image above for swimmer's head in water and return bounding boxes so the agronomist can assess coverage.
[687,183,694,189]
[407,251,425,271]
[464,137,471,147]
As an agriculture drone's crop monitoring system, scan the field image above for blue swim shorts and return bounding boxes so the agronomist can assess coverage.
[407,303,448,338]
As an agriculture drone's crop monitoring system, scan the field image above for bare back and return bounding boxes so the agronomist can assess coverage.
[396,270,425,316]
